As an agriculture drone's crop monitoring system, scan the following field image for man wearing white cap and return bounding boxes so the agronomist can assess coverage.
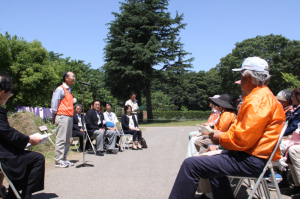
[169,57,285,199]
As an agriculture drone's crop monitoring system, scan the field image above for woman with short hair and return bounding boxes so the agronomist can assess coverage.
[121,105,142,150]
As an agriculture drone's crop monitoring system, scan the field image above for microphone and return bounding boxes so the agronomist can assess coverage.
[78,81,91,86]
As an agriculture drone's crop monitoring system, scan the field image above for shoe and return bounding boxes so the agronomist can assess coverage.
[78,148,83,152]
[268,180,293,190]
[106,149,118,154]
[292,193,300,199]
[24,195,33,199]
[65,160,74,166]
[96,151,105,156]
[132,147,138,150]
[0,186,7,198]
[284,186,300,196]
[55,161,69,168]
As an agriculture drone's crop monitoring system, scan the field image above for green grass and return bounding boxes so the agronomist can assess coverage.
[138,120,206,127]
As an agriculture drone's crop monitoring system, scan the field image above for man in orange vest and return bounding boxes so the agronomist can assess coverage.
[51,71,76,168]
[169,57,285,199]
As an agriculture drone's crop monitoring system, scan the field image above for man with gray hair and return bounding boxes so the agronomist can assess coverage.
[169,57,285,199]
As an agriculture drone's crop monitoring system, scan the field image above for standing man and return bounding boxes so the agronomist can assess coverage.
[125,91,139,123]
[169,57,285,199]
[86,100,118,156]
[51,71,76,168]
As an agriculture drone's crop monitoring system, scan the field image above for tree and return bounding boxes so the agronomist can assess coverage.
[216,34,300,99]
[0,32,59,111]
[103,0,193,120]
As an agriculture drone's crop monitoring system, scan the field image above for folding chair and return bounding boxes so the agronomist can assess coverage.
[118,123,131,150]
[0,163,21,199]
[228,121,288,199]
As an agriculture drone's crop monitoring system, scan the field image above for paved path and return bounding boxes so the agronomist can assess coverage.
[34,127,292,199]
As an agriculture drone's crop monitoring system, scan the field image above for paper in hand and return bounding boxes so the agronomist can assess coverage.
[26,133,53,148]
[196,124,214,134]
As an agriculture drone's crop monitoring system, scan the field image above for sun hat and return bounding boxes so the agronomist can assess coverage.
[232,57,269,74]
[209,94,236,110]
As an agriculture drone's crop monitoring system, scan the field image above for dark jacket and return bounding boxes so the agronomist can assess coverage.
[73,113,83,131]
[121,114,138,130]
[0,106,30,180]
[285,106,300,136]
[85,109,106,134]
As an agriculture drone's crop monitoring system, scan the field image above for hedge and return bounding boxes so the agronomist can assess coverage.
[151,111,211,120]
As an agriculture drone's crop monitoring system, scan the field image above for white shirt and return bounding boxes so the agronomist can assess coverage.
[126,115,135,128]
[125,99,139,114]
[104,111,118,124]
[96,111,101,125]
[77,113,82,128]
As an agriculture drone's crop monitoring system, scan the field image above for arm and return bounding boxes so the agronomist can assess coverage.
[51,87,64,124]
[121,115,130,130]
[214,112,236,132]
[285,110,300,136]
[73,116,80,131]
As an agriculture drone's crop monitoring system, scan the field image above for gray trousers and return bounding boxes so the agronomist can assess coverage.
[91,129,117,151]
[54,115,73,164]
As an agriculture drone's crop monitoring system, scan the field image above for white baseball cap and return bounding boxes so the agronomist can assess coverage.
[232,57,269,74]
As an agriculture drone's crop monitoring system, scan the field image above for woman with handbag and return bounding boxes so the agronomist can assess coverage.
[121,105,142,150]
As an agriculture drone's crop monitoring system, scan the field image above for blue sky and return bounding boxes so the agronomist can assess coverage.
[1,0,300,72]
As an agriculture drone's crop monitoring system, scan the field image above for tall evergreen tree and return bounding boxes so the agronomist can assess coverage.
[103,0,193,120]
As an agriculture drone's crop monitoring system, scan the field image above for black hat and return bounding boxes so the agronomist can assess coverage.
[209,94,236,110]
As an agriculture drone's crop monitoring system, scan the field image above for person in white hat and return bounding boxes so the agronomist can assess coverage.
[169,57,285,199]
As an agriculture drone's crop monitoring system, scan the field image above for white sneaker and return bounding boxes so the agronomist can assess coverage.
[55,161,69,168]
[65,160,74,166]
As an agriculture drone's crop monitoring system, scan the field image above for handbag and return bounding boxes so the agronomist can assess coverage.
[284,131,300,164]
[141,137,148,148]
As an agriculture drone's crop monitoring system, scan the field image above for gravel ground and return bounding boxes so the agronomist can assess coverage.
[33,127,293,199]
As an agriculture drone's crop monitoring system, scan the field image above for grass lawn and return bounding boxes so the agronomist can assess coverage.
[138,120,206,127]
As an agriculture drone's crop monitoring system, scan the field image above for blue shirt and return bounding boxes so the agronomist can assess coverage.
[51,83,72,114]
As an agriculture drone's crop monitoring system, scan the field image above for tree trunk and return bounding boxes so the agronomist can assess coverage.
[145,79,153,122]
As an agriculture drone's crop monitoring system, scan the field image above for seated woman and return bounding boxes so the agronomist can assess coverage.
[284,87,300,136]
[186,99,221,157]
[121,105,142,150]
[188,95,221,140]
[194,93,236,155]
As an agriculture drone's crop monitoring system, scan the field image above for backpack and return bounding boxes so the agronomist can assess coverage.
[141,137,148,148]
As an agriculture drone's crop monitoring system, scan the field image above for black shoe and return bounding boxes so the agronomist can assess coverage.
[96,151,105,156]
[106,149,118,154]
[268,180,293,190]
[0,186,7,198]
[284,186,300,196]
[132,147,138,150]
[137,147,143,150]
[78,148,83,152]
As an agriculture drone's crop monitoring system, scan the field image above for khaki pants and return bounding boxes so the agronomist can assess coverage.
[288,145,300,186]
[194,137,213,154]
[54,115,73,164]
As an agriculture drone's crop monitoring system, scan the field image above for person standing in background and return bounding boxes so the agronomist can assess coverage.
[125,91,139,123]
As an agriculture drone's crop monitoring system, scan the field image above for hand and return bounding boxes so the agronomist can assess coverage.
[202,123,208,126]
[80,129,83,132]
[202,131,209,135]
[205,145,217,152]
[99,128,105,132]
[29,135,43,146]
[134,109,137,112]
[209,130,223,145]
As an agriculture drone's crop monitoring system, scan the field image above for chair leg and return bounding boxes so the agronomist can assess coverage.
[86,133,96,154]
[270,168,283,199]
[0,166,21,199]
[262,179,271,199]
[233,178,244,197]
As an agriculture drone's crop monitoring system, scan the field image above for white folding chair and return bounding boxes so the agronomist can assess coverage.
[0,163,21,199]
[118,123,131,150]
[228,121,288,199]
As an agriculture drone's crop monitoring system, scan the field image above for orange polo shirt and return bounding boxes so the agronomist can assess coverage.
[214,111,236,132]
[219,86,285,161]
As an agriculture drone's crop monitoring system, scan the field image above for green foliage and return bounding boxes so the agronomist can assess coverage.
[152,111,211,120]
[281,72,300,89]
[150,90,178,111]
[216,34,300,99]
[103,0,193,119]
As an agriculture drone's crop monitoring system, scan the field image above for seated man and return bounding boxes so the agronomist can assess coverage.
[103,102,122,151]
[72,104,84,152]
[0,72,45,199]
[169,57,285,199]
[85,99,118,156]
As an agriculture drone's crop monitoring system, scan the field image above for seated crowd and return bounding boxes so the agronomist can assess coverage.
[170,57,300,199]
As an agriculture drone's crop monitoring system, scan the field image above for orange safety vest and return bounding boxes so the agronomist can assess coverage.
[56,85,74,117]
[207,111,221,124]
